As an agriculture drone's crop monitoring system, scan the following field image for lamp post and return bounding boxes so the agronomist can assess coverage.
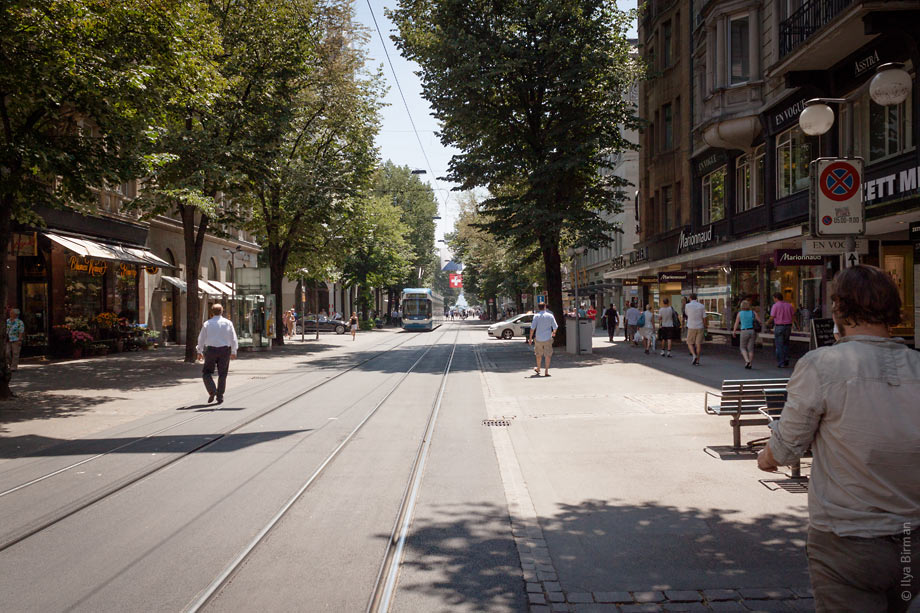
[798,63,911,266]
[222,245,242,324]
[566,246,587,354]
[532,281,538,312]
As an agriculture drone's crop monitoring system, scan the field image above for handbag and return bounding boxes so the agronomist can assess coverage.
[671,310,681,328]
[753,318,762,333]
[637,314,645,327]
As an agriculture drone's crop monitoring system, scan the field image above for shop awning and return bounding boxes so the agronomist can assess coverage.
[208,280,235,295]
[45,232,172,268]
[197,279,228,297]
[160,276,187,292]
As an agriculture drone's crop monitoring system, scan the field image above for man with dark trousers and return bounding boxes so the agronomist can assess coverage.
[196,303,238,404]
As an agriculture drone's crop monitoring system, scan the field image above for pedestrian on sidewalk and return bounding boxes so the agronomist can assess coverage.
[684,293,707,365]
[283,308,294,340]
[639,303,655,354]
[625,301,640,346]
[527,302,557,377]
[196,303,238,404]
[349,311,358,340]
[603,304,619,343]
[758,266,920,613]
[6,308,25,371]
[732,300,762,369]
[657,298,678,357]
[766,292,795,368]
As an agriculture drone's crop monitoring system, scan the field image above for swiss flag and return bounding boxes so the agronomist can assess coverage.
[449,273,463,288]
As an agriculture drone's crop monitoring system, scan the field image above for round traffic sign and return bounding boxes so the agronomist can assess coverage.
[819,161,861,202]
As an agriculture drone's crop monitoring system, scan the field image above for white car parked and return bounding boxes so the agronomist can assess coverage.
[487,313,534,339]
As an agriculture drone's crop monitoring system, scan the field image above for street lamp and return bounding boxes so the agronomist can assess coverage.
[222,245,242,324]
[798,62,912,262]
[566,246,587,354]
[532,281,538,312]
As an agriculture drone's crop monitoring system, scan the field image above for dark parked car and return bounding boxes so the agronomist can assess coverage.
[295,317,346,335]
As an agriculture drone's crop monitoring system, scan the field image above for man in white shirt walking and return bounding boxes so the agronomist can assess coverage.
[196,303,239,404]
[683,293,707,365]
[527,303,558,377]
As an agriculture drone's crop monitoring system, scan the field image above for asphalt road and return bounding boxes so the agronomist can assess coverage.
[0,323,524,612]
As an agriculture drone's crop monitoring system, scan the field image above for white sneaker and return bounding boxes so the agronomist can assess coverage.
[660,350,665,356]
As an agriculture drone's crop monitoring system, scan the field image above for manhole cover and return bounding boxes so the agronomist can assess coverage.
[483,419,512,427]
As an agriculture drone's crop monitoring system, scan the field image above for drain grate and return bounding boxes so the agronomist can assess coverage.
[483,419,513,427]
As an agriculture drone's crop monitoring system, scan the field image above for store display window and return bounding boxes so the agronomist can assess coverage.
[694,267,732,329]
[63,256,106,329]
[767,263,826,332]
[732,265,762,321]
[881,244,915,338]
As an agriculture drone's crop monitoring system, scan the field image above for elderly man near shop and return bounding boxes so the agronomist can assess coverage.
[758,266,919,613]
[196,303,238,404]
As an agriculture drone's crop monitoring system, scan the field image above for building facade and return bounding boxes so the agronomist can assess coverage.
[612,0,919,346]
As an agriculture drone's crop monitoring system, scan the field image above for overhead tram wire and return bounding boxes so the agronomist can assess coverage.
[364,0,449,214]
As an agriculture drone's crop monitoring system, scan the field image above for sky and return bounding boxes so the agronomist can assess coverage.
[352,1,639,259]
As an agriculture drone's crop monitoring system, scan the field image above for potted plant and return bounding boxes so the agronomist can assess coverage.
[142,329,160,349]
[70,330,94,359]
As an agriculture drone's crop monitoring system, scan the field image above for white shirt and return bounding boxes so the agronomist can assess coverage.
[659,306,674,327]
[530,310,558,342]
[641,310,654,329]
[625,307,640,325]
[684,300,706,329]
[197,315,239,355]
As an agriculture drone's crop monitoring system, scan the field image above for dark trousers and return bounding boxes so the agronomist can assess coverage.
[774,324,791,366]
[202,346,231,397]
[807,526,918,613]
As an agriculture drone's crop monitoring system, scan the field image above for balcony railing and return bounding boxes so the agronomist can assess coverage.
[779,0,855,58]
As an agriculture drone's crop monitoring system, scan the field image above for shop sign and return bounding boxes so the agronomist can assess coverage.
[69,255,108,276]
[622,278,639,286]
[10,232,37,256]
[638,275,659,284]
[628,247,648,266]
[864,161,920,205]
[803,238,868,255]
[658,271,691,283]
[695,151,728,177]
[769,97,809,133]
[145,265,160,274]
[119,263,138,278]
[610,254,627,271]
[676,225,714,254]
[853,49,881,78]
[811,158,865,236]
[774,249,823,266]
[911,221,920,243]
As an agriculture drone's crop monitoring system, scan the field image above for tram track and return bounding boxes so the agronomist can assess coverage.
[185,326,462,613]
[0,329,445,553]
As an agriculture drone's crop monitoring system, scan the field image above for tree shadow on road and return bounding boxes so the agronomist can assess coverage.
[386,498,810,610]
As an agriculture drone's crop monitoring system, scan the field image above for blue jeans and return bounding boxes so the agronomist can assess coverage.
[773,324,791,366]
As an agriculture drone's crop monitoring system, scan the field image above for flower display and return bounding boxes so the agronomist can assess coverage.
[70,330,94,347]
[94,312,119,329]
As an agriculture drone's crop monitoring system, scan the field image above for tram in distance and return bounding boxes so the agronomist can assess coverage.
[400,288,445,331]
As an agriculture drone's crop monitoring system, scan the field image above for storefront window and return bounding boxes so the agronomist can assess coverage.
[732,265,762,319]
[768,263,826,332]
[776,126,810,198]
[110,263,139,321]
[881,244,915,336]
[702,166,726,224]
[63,256,106,329]
[694,267,731,329]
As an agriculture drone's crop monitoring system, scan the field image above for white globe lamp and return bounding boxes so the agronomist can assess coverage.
[799,101,835,136]
[869,63,912,107]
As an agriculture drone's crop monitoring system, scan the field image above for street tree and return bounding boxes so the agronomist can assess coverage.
[340,196,413,322]
[135,0,319,361]
[242,1,384,345]
[389,0,641,344]
[0,0,222,398]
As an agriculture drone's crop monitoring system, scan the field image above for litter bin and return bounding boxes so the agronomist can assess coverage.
[565,318,593,354]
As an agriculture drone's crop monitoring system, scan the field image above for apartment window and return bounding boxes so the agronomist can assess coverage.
[729,16,750,85]
[701,167,726,225]
[662,20,672,68]
[208,258,218,281]
[841,86,914,164]
[776,127,810,199]
[662,103,673,150]
[661,185,674,231]
[779,0,804,21]
[735,144,765,212]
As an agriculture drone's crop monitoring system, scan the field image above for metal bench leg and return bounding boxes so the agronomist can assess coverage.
[791,460,802,479]
[731,416,742,449]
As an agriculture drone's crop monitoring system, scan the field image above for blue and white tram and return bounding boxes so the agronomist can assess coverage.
[400,288,445,331]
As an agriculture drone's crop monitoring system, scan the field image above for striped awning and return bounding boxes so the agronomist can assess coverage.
[45,232,172,268]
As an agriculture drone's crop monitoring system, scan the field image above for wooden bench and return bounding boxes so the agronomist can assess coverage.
[704,378,790,449]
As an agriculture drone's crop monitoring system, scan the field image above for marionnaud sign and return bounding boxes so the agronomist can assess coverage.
[659,271,691,283]
[803,238,869,255]
[677,226,714,253]
[812,158,865,236]
[774,249,823,266]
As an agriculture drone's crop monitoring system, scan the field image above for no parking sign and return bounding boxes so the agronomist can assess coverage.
[811,158,865,236]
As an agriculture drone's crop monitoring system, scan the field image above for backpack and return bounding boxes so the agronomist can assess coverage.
[671,310,681,328]
[637,313,645,327]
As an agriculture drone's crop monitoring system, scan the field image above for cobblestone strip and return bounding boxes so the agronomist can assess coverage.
[473,347,816,613]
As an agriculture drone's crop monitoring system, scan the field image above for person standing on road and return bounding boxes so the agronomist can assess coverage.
[603,304,619,343]
[283,307,294,340]
[684,293,707,365]
[657,298,678,358]
[349,311,358,340]
[6,308,25,371]
[625,301,641,347]
[766,292,795,368]
[528,302,558,377]
[732,300,762,369]
[196,303,238,404]
[758,266,919,613]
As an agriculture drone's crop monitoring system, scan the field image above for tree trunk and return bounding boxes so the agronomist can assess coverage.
[181,204,207,363]
[268,244,288,347]
[540,237,565,347]
[0,197,13,399]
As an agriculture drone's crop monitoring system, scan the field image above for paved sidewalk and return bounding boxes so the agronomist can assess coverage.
[0,329,398,459]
